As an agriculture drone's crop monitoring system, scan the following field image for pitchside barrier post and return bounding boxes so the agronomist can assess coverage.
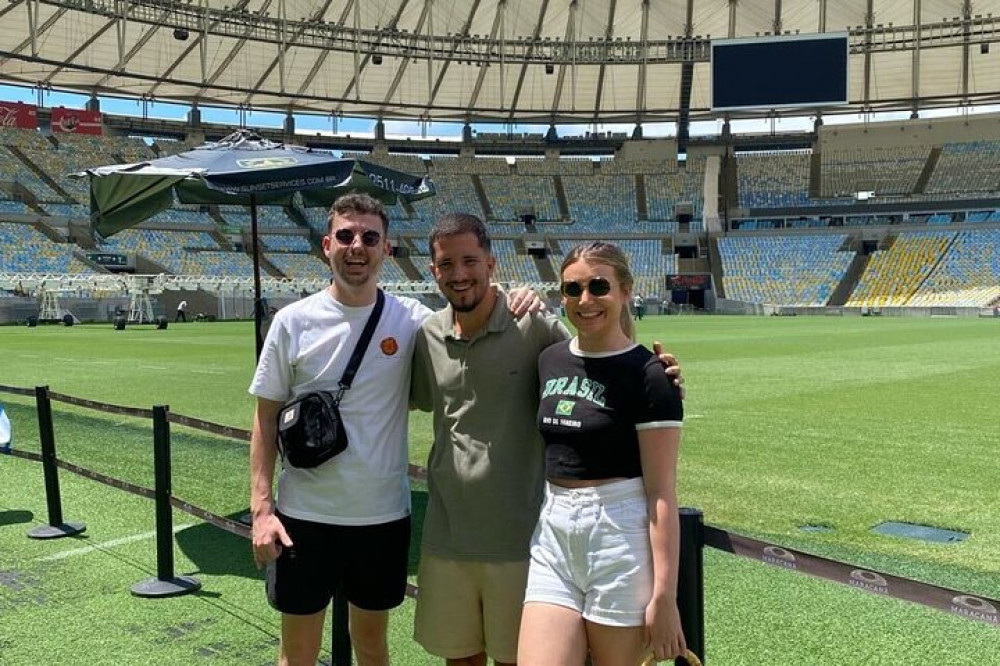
[27,385,86,539]
[677,507,706,665]
[131,405,202,598]
[331,582,351,665]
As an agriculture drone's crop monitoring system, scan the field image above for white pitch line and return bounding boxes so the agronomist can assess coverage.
[36,523,195,562]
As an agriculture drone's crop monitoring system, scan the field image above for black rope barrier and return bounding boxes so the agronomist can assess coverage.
[704,526,1000,627]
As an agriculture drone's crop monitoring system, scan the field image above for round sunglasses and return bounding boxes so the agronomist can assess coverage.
[560,277,612,298]
[333,228,382,247]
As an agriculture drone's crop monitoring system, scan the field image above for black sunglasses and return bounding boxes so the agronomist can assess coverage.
[333,228,382,247]
[560,277,612,298]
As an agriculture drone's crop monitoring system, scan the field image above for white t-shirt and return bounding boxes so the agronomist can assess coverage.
[249,289,432,525]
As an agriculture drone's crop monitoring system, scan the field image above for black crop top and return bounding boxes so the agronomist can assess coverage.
[536,340,683,480]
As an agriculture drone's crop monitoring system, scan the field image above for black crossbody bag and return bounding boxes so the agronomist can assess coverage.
[276,290,385,469]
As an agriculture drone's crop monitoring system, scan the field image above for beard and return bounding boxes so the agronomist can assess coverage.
[445,286,485,313]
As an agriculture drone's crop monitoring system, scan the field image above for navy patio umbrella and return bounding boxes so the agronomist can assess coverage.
[77,130,435,358]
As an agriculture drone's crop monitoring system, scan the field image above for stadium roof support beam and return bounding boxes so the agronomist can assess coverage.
[0,0,25,31]
[293,0,345,99]
[590,0,617,130]
[44,14,116,85]
[676,0,695,151]
[26,0,40,57]
[115,0,127,70]
[467,1,509,114]
[426,0,482,116]
[773,0,782,36]
[337,0,412,109]
[961,0,972,106]
[194,0,270,99]
[95,9,170,91]
[911,0,921,114]
[547,0,571,121]
[146,0,251,100]
[2,1,66,65]
[245,0,332,104]
[862,0,874,111]
[507,0,547,125]
[634,0,650,122]
[381,0,427,116]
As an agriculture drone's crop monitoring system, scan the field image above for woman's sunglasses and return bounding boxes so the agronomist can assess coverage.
[560,277,612,298]
[333,229,382,247]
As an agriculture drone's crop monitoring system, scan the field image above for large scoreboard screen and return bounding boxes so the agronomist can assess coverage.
[711,33,849,112]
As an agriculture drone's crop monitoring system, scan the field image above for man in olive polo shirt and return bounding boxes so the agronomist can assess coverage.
[411,214,684,666]
[411,213,569,666]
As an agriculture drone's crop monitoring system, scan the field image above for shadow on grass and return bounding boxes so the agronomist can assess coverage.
[172,488,429,580]
[0,510,34,526]
[175,511,260,580]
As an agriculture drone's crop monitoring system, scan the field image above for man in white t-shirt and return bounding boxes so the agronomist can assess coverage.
[249,193,429,666]
[175,299,187,322]
[249,194,540,666]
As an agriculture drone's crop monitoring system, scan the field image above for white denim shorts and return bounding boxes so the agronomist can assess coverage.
[523,477,651,627]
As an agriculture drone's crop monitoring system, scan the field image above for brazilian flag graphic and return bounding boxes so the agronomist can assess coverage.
[555,400,575,416]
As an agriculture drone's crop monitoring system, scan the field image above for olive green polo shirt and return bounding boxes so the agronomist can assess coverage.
[411,290,570,561]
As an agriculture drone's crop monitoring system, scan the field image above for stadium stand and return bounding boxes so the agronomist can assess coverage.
[847,231,955,307]
[411,174,483,223]
[491,239,544,284]
[0,221,92,274]
[737,151,813,208]
[3,124,1000,316]
[719,234,853,306]
[925,141,1000,195]
[562,175,638,231]
[481,174,561,222]
[218,205,296,229]
[907,228,1000,307]
[180,250,257,277]
[259,234,312,253]
[265,252,329,279]
[821,146,931,198]
[645,157,705,227]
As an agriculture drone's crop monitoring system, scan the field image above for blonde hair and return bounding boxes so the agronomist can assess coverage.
[560,241,635,341]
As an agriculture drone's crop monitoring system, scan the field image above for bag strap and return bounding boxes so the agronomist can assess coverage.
[334,288,385,401]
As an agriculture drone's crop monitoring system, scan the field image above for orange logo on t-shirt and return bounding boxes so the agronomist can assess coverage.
[380,337,399,356]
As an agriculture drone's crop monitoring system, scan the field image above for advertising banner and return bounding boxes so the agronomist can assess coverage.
[51,107,102,134]
[0,101,39,129]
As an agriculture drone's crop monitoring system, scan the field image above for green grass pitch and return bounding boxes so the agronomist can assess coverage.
[1,315,998,664]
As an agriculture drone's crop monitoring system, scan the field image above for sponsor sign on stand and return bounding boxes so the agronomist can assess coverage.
[0,101,39,129]
[51,107,102,134]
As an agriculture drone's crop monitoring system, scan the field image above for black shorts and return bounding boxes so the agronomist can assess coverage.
[266,512,411,614]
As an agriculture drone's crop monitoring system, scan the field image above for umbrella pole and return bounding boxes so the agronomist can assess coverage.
[250,194,264,361]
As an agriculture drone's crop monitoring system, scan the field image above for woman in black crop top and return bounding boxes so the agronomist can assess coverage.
[518,242,687,666]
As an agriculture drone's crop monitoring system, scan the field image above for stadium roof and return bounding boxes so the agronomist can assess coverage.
[1,0,998,125]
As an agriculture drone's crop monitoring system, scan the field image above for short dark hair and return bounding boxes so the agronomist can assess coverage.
[428,212,491,262]
[327,192,389,234]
